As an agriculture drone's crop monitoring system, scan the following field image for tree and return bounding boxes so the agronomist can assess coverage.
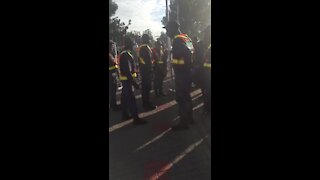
[109,17,131,45]
[162,0,211,38]
[108,0,132,46]
[109,0,118,18]
[127,31,142,45]
[143,29,154,40]
[142,29,155,46]
[159,31,168,46]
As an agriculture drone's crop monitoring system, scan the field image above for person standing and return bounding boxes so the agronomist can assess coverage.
[153,40,167,96]
[201,25,212,115]
[119,37,147,124]
[191,36,206,94]
[139,34,156,110]
[163,21,195,130]
[109,40,120,111]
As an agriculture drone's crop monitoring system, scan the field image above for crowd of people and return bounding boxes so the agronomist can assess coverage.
[109,20,211,130]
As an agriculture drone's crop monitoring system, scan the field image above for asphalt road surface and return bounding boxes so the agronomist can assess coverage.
[109,75,211,180]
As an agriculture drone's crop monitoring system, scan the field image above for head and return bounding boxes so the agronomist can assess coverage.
[163,21,180,38]
[142,34,150,44]
[124,36,134,51]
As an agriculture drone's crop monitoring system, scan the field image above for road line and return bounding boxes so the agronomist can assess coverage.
[134,103,204,152]
[148,135,208,180]
[109,89,202,133]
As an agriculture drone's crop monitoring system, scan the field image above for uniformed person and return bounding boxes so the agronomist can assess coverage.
[191,36,206,95]
[119,37,147,124]
[138,34,156,110]
[163,21,195,130]
[109,40,120,111]
[201,25,212,115]
[153,40,167,96]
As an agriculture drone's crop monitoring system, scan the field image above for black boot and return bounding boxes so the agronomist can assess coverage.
[143,103,157,111]
[133,117,148,125]
[122,112,132,121]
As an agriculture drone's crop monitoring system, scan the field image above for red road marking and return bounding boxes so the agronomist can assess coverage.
[147,136,208,180]
[144,161,171,180]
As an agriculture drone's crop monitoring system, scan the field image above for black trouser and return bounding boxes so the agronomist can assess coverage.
[203,70,211,112]
[192,66,206,93]
[174,71,193,124]
[140,67,152,106]
[120,80,139,119]
[154,66,166,93]
[109,75,117,108]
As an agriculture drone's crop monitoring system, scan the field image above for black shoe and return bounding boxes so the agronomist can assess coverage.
[133,118,148,125]
[143,104,157,111]
[122,114,132,121]
[172,123,189,131]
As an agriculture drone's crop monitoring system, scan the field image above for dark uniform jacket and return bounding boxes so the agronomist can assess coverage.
[139,44,153,73]
[153,47,167,74]
[119,50,136,81]
[171,34,194,72]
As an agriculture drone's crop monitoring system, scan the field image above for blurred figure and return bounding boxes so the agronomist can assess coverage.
[109,40,120,111]
[132,41,140,73]
[119,36,147,124]
[163,21,195,130]
[192,36,207,115]
[201,25,212,115]
[153,40,167,97]
[139,34,157,110]
[191,36,205,88]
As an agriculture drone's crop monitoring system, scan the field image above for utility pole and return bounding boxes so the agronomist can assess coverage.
[176,0,179,23]
[166,0,175,92]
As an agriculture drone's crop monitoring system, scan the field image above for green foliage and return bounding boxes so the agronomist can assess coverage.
[109,0,131,46]
[109,17,131,45]
[143,29,156,46]
[143,29,154,41]
[109,0,118,18]
[162,0,211,38]
[127,31,142,45]
[158,31,168,47]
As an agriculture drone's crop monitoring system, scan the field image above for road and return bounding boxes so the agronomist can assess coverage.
[109,76,211,180]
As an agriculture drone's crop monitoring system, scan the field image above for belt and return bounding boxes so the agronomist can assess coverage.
[119,72,137,81]
[203,63,211,68]
[109,66,117,70]
[171,58,185,65]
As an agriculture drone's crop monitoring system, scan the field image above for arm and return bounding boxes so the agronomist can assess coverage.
[120,53,133,81]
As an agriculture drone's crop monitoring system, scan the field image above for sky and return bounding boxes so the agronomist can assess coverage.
[113,0,167,38]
